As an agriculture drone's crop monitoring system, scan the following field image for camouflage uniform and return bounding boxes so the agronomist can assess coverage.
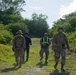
[52,32,69,65]
[40,37,51,62]
[12,31,25,65]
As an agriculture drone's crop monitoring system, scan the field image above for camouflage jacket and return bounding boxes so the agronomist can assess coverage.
[52,32,69,49]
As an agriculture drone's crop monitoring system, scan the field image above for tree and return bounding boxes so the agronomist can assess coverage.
[0,0,26,25]
[63,22,72,32]
[63,11,76,19]
[0,0,26,15]
[6,22,28,35]
[70,16,76,28]
[0,11,24,25]
[49,11,76,37]
[27,13,49,37]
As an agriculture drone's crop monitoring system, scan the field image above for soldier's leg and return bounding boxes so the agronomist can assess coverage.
[26,48,29,61]
[45,50,49,63]
[54,51,60,69]
[23,49,26,62]
[19,49,24,67]
[14,51,19,65]
[39,48,44,61]
[61,49,66,71]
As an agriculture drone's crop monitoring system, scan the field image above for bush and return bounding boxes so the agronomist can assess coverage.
[0,33,6,44]
[67,31,76,52]
[0,24,5,30]
[6,22,29,35]
[0,30,13,44]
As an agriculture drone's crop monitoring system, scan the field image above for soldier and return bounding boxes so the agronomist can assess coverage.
[52,27,70,72]
[40,33,51,64]
[12,30,25,67]
[23,32,32,62]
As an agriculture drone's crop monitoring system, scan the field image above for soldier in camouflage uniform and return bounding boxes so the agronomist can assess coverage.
[12,30,25,67]
[40,33,51,64]
[52,27,70,72]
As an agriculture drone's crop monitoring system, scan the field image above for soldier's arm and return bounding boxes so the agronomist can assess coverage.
[52,34,56,50]
[40,38,43,46]
[29,38,32,45]
[64,34,70,49]
[64,34,71,54]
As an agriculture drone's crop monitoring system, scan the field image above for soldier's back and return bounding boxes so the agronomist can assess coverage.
[14,35,24,48]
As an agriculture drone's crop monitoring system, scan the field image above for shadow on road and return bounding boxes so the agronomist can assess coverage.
[36,62,48,68]
[1,64,20,73]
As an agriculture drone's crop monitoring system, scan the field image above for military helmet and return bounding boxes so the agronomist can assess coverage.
[57,27,64,31]
[16,30,23,34]
[44,32,48,36]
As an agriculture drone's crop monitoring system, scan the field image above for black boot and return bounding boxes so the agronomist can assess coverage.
[61,64,65,72]
[45,60,48,64]
[26,58,28,61]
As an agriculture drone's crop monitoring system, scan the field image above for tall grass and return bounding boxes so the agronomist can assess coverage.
[0,44,14,64]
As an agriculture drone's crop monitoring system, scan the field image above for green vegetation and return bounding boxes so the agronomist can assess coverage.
[67,31,76,52]
[0,0,49,37]
[27,13,49,37]
[0,38,76,75]
[0,44,14,64]
[0,24,13,44]
[6,22,28,35]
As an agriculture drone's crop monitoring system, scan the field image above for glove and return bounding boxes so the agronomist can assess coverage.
[12,47,15,52]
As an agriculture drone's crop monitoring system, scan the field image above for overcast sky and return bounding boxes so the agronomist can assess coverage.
[21,0,76,28]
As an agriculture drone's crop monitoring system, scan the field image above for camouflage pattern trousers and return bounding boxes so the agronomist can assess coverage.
[14,49,24,64]
[40,47,49,61]
[54,47,66,65]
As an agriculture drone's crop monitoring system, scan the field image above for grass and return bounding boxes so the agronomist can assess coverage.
[0,38,76,75]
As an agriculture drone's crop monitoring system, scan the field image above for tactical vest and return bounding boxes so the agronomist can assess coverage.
[42,37,49,44]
